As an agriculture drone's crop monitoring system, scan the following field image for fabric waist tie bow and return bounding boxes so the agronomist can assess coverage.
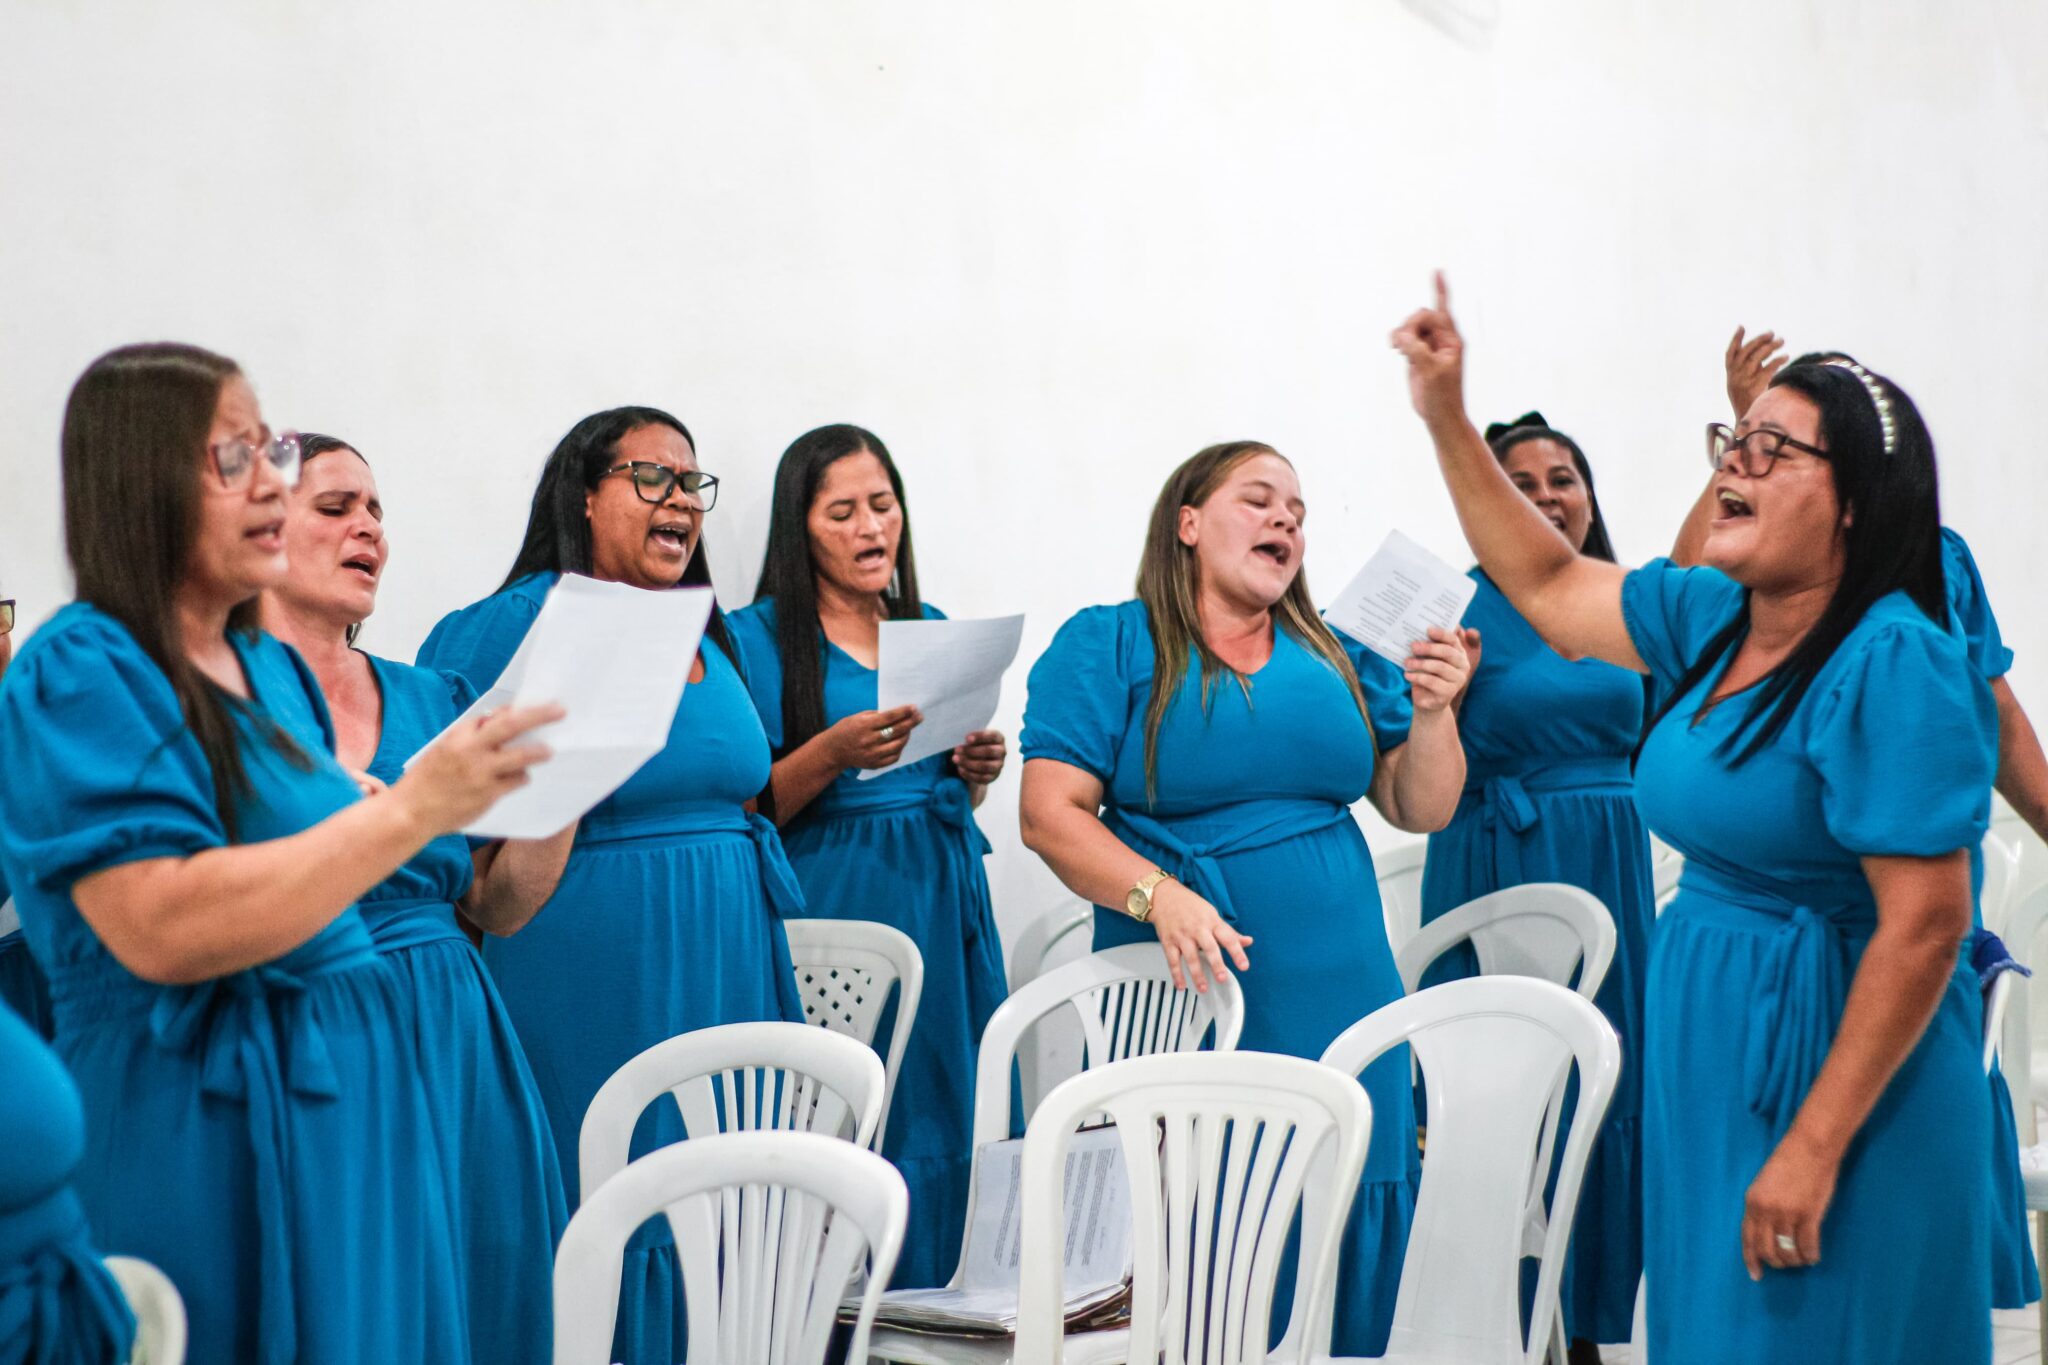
[1104,799,1353,926]
[146,926,379,1365]
[743,811,807,919]
[361,897,472,954]
[813,777,992,855]
[0,1187,136,1359]
[1464,756,1634,886]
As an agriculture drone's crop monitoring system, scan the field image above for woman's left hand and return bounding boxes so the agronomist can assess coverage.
[1404,627,1473,713]
[1740,1131,1838,1280]
[953,730,1007,786]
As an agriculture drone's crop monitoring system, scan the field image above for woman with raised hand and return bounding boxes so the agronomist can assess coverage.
[729,423,1007,1286]
[1420,412,1649,1360]
[1018,441,1470,1353]
[1396,277,1996,1363]
[261,432,570,1364]
[0,344,556,1365]
[416,405,803,1365]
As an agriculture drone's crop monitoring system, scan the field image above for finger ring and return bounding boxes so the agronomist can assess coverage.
[1774,1234,1797,1253]
[879,725,895,740]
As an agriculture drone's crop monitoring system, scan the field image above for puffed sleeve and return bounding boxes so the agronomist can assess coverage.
[1805,621,1996,856]
[0,615,225,897]
[415,578,545,693]
[1942,528,2012,681]
[440,667,481,716]
[1020,603,1139,783]
[725,601,787,751]
[1620,558,1746,689]
[1332,632,1414,754]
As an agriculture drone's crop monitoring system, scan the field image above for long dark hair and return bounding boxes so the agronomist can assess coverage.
[1484,411,1617,562]
[500,405,739,668]
[298,432,368,645]
[1645,360,1945,763]
[751,424,922,754]
[62,343,310,839]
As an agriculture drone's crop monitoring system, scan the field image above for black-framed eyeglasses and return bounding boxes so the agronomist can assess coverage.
[599,462,720,510]
[0,600,13,635]
[1705,422,1828,480]
[210,428,301,490]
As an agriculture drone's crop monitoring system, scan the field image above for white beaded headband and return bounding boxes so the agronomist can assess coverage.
[1823,357,1898,456]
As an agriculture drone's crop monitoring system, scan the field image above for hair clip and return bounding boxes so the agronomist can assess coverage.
[1823,358,1897,455]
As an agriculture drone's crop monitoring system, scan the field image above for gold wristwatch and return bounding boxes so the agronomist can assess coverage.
[1125,868,1173,922]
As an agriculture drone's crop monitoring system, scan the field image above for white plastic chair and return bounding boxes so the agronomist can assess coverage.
[1629,1274,1647,1362]
[1393,883,1617,1003]
[1316,976,1623,1365]
[1648,837,1683,914]
[578,1021,885,1203]
[868,945,1248,1365]
[780,918,923,1150]
[1377,842,1428,959]
[1009,897,1098,1113]
[103,1256,186,1365]
[552,1130,907,1365]
[2008,884,2048,1147]
[1010,896,1095,993]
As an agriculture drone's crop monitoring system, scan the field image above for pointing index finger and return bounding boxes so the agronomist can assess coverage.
[1433,269,1450,315]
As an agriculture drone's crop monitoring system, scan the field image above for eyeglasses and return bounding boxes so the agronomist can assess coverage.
[0,600,13,635]
[1705,422,1827,480]
[599,462,720,511]
[210,428,301,490]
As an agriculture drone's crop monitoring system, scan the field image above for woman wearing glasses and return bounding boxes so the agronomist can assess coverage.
[728,424,1008,1286]
[417,406,802,1365]
[0,344,557,1364]
[1396,279,1995,1363]
[0,591,56,1038]
[262,433,569,1365]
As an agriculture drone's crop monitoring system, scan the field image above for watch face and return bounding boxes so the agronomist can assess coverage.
[1125,889,1148,917]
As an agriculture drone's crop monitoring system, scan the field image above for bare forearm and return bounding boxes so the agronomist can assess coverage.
[1429,410,1577,602]
[74,791,439,984]
[1372,714,1465,833]
[1020,799,1155,911]
[1672,477,1716,567]
[767,734,846,826]
[1994,678,2048,844]
[465,824,577,936]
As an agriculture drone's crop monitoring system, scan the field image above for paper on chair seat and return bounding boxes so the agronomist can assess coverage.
[862,1125,1132,1333]
[859,614,1026,780]
[1325,529,1477,667]
[412,575,715,839]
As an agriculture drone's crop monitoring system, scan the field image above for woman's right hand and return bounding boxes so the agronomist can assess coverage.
[393,703,563,835]
[824,704,922,770]
[1390,270,1467,428]
[1149,879,1253,994]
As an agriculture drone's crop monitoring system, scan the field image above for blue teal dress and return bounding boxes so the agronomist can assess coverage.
[1418,570,1649,1343]
[0,999,134,1365]
[1942,527,2039,1309]
[356,656,568,1364]
[0,873,54,1039]
[1625,561,1996,1364]
[1021,601,1419,1355]
[418,571,804,1365]
[0,606,467,1365]
[728,600,1008,1288]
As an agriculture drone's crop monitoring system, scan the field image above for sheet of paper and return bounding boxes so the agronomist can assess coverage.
[860,615,1025,780]
[411,575,714,838]
[1325,529,1477,667]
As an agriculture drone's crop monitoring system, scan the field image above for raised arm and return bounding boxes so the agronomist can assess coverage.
[1391,275,1643,671]
[74,705,558,984]
[1676,328,1791,566]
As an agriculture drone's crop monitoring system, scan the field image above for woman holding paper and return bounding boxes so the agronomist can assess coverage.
[262,432,569,1364]
[730,423,1008,1287]
[0,343,558,1364]
[1418,412,1650,1359]
[1394,278,1995,1364]
[1018,441,1471,1354]
[417,404,803,1365]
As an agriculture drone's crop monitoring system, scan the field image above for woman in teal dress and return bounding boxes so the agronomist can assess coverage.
[1399,279,1995,1362]
[1420,413,1649,1357]
[418,404,804,1365]
[729,423,1008,1288]
[1019,441,1471,1354]
[262,433,572,1364]
[0,591,54,1039]
[0,343,555,1365]
[0,1000,134,1365]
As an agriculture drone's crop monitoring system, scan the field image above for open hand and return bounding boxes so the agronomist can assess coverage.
[1149,879,1253,994]
[1390,271,1467,427]
[1725,326,1790,420]
[1405,626,1473,713]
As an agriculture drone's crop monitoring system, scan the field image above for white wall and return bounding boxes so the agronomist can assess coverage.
[4,0,2046,950]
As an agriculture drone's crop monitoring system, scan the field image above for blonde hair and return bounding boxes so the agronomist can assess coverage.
[1133,441,1374,806]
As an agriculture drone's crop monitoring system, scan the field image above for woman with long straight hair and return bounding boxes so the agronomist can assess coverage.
[1018,440,1471,1353]
[416,405,803,1365]
[1418,412,1649,1360]
[729,423,1007,1285]
[1396,277,1996,1363]
[0,343,554,1364]
[262,432,570,1364]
